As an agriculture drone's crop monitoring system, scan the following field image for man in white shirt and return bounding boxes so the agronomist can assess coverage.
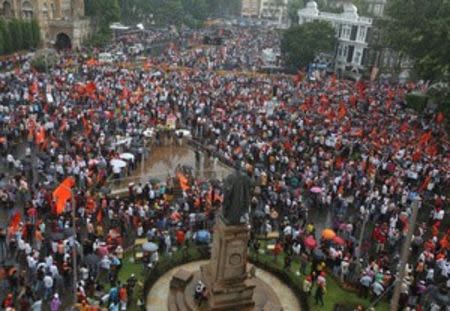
[43,273,54,299]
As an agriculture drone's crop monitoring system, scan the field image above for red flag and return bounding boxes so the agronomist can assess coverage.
[400,122,409,133]
[338,102,347,119]
[121,87,130,100]
[386,99,392,109]
[425,144,438,157]
[349,95,357,107]
[412,149,422,162]
[436,112,444,124]
[85,81,97,95]
[418,175,431,192]
[10,212,21,233]
[35,126,46,145]
[418,131,432,146]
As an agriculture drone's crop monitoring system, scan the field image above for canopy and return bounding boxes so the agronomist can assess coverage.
[142,242,159,252]
[110,159,127,169]
[310,186,322,193]
[195,230,211,243]
[332,235,346,245]
[304,235,317,249]
[119,153,135,161]
[321,228,336,240]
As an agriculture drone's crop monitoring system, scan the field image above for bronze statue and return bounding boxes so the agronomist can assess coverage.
[221,171,252,225]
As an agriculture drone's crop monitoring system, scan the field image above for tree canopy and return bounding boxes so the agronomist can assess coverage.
[281,20,336,70]
[384,0,450,81]
[120,0,241,27]
[0,18,40,55]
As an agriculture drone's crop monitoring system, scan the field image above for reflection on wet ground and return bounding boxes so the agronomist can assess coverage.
[110,144,232,190]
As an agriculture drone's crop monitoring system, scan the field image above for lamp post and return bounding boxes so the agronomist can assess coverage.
[390,198,420,311]
[59,184,78,305]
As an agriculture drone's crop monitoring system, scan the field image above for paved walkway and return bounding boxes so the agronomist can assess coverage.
[146,260,301,311]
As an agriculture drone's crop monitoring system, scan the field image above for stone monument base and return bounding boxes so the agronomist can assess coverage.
[168,269,283,311]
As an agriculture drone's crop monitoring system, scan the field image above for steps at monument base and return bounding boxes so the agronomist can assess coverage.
[176,290,190,311]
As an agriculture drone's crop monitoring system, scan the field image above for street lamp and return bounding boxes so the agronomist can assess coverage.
[58,184,78,306]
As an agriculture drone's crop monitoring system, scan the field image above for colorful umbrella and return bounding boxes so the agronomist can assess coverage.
[304,235,317,249]
[310,186,322,193]
[321,228,336,240]
[333,235,346,245]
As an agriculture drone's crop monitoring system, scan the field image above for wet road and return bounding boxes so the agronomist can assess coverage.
[110,144,232,190]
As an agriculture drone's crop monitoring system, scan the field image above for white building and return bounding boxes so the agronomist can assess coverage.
[298,1,372,73]
[259,0,288,26]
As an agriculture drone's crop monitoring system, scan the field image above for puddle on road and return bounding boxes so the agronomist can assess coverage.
[110,144,232,189]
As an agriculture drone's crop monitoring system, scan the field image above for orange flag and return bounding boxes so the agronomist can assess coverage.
[177,173,190,191]
[338,102,347,120]
[10,211,21,233]
[53,177,75,215]
[35,126,46,145]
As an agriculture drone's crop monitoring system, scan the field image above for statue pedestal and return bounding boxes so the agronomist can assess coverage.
[200,217,255,310]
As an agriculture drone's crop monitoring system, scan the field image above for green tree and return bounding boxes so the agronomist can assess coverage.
[0,19,12,53]
[92,0,120,33]
[287,0,304,24]
[384,0,450,81]
[182,0,208,22]
[208,0,241,17]
[153,0,183,25]
[30,19,41,48]
[21,21,33,49]
[281,20,336,70]
[9,19,23,52]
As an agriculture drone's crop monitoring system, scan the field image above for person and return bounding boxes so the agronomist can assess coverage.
[50,293,61,311]
[194,280,207,305]
[314,283,326,306]
[303,275,312,296]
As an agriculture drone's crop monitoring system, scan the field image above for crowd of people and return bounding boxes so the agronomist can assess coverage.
[0,23,448,311]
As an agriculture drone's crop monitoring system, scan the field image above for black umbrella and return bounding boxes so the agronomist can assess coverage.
[83,253,99,266]
[50,232,64,241]
[253,209,266,219]
[426,285,450,306]
[99,187,111,194]
[313,248,325,260]
[63,227,76,238]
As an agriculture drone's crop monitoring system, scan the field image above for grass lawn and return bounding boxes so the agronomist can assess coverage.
[116,245,390,311]
[252,251,390,311]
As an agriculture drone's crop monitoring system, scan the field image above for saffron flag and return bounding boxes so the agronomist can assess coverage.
[338,102,347,120]
[177,173,190,191]
[53,177,75,215]
[10,211,21,233]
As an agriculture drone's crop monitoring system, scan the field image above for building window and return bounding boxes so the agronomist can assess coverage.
[2,0,12,17]
[350,25,358,41]
[354,51,361,65]
[22,1,34,20]
[42,3,49,19]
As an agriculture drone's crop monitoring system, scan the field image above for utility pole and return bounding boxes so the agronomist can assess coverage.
[355,211,369,263]
[71,189,77,306]
[390,198,420,311]
[141,138,146,180]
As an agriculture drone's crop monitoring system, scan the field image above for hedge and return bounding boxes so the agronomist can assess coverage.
[405,93,428,112]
